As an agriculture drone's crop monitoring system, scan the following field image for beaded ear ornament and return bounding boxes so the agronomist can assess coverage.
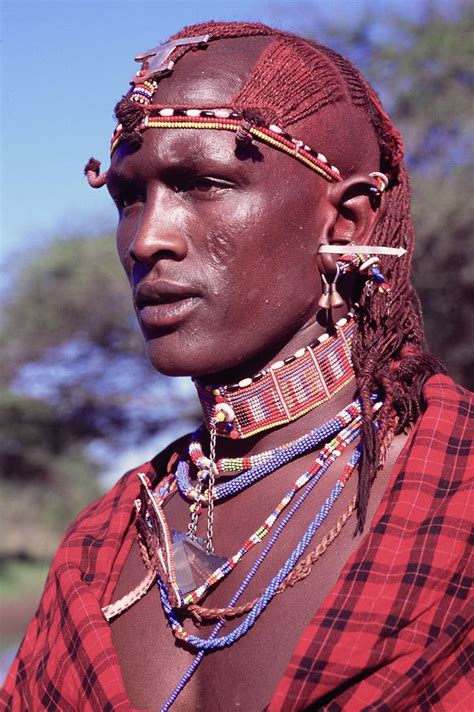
[317,243,407,309]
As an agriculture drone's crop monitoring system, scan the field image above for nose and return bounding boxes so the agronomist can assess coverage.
[128,186,188,265]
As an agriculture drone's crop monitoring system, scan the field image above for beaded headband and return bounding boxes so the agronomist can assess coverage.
[108,34,344,185]
[85,35,389,194]
[110,108,344,184]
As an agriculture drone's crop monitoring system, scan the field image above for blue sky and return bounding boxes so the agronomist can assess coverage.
[1,0,418,265]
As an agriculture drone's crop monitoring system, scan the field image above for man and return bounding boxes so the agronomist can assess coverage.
[2,21,472,712]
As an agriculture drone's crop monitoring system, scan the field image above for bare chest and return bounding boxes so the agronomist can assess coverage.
[110,436,407,711]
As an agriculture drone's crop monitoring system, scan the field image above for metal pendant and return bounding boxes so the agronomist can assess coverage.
[171,530,227,595]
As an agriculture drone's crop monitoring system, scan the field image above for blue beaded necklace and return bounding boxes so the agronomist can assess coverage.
[152,385,379,709]
[159,441,363,710]
[159,437,362,649]
[181,413,363,607]
[175,399,362,504]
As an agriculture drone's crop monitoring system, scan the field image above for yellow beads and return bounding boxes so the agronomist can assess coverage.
[109,115,341,184]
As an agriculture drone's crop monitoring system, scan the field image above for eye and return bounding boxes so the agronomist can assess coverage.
[173,176,234,197]
[190,177,222,192]
[114,190,146,214]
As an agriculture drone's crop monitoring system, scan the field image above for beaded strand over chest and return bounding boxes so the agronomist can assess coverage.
[159,441,363,651]
[180,411,364,607]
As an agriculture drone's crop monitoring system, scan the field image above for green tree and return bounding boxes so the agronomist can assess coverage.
[0,235,199,560]
[0,234,137,380]
[1,235,200,444]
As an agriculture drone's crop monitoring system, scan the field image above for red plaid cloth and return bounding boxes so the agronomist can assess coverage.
[1,375,472,711]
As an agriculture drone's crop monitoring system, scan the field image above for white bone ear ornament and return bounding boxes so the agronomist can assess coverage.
[368,171,389,195]
[318,245,407,256]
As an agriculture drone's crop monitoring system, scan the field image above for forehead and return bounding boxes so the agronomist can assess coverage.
[145,36,272,105]
[110,35,370,186]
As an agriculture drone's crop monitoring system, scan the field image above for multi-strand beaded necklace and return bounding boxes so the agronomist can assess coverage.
[122,399,362,612]
[154,414,373,712]
[176,400,360,507]
[159,436,364,650]
[101,317,382,711]
[177,406,364,609]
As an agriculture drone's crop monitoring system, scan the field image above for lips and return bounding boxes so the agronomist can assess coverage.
[134,280,201,329]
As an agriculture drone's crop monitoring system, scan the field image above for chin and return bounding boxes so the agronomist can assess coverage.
[144,335,224,379]
[145,342,193,377]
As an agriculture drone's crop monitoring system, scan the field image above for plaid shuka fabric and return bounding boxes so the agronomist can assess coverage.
[1,375,472,711]
[269,375,474,711]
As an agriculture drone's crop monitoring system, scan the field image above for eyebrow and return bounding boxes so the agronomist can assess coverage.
[108,135,261,184]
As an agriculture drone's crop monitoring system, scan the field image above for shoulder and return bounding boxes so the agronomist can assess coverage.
[0,434,191,708]
[422,372,473,420]
[368,374,473,545]
[405,373,473,482]
[380,373,473,538]
[53,432,191,569]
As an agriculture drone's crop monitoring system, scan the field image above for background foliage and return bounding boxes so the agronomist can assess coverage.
[1,0,472,664]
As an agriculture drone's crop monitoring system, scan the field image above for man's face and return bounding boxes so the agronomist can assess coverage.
[107,41,332,380]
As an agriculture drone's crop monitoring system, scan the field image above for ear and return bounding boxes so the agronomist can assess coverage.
[317,173,387,273]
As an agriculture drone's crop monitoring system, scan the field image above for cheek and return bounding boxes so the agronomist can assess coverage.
[200,196,317,320]
[190,194,269,306]
[115,223,133,279]
[201,193,261,263]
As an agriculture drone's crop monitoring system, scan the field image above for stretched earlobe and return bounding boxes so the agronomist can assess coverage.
[84,157,108,189]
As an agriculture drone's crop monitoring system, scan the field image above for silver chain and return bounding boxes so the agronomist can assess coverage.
[363,278,374,299]
[187,481,203,541]
[205,423,217,553]
[187,419,218,554]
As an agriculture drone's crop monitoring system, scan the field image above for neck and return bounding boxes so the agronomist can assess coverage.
[194,312,356,445]
[197,308,342,388]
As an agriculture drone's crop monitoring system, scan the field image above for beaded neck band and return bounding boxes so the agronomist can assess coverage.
[194,313,355,439]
